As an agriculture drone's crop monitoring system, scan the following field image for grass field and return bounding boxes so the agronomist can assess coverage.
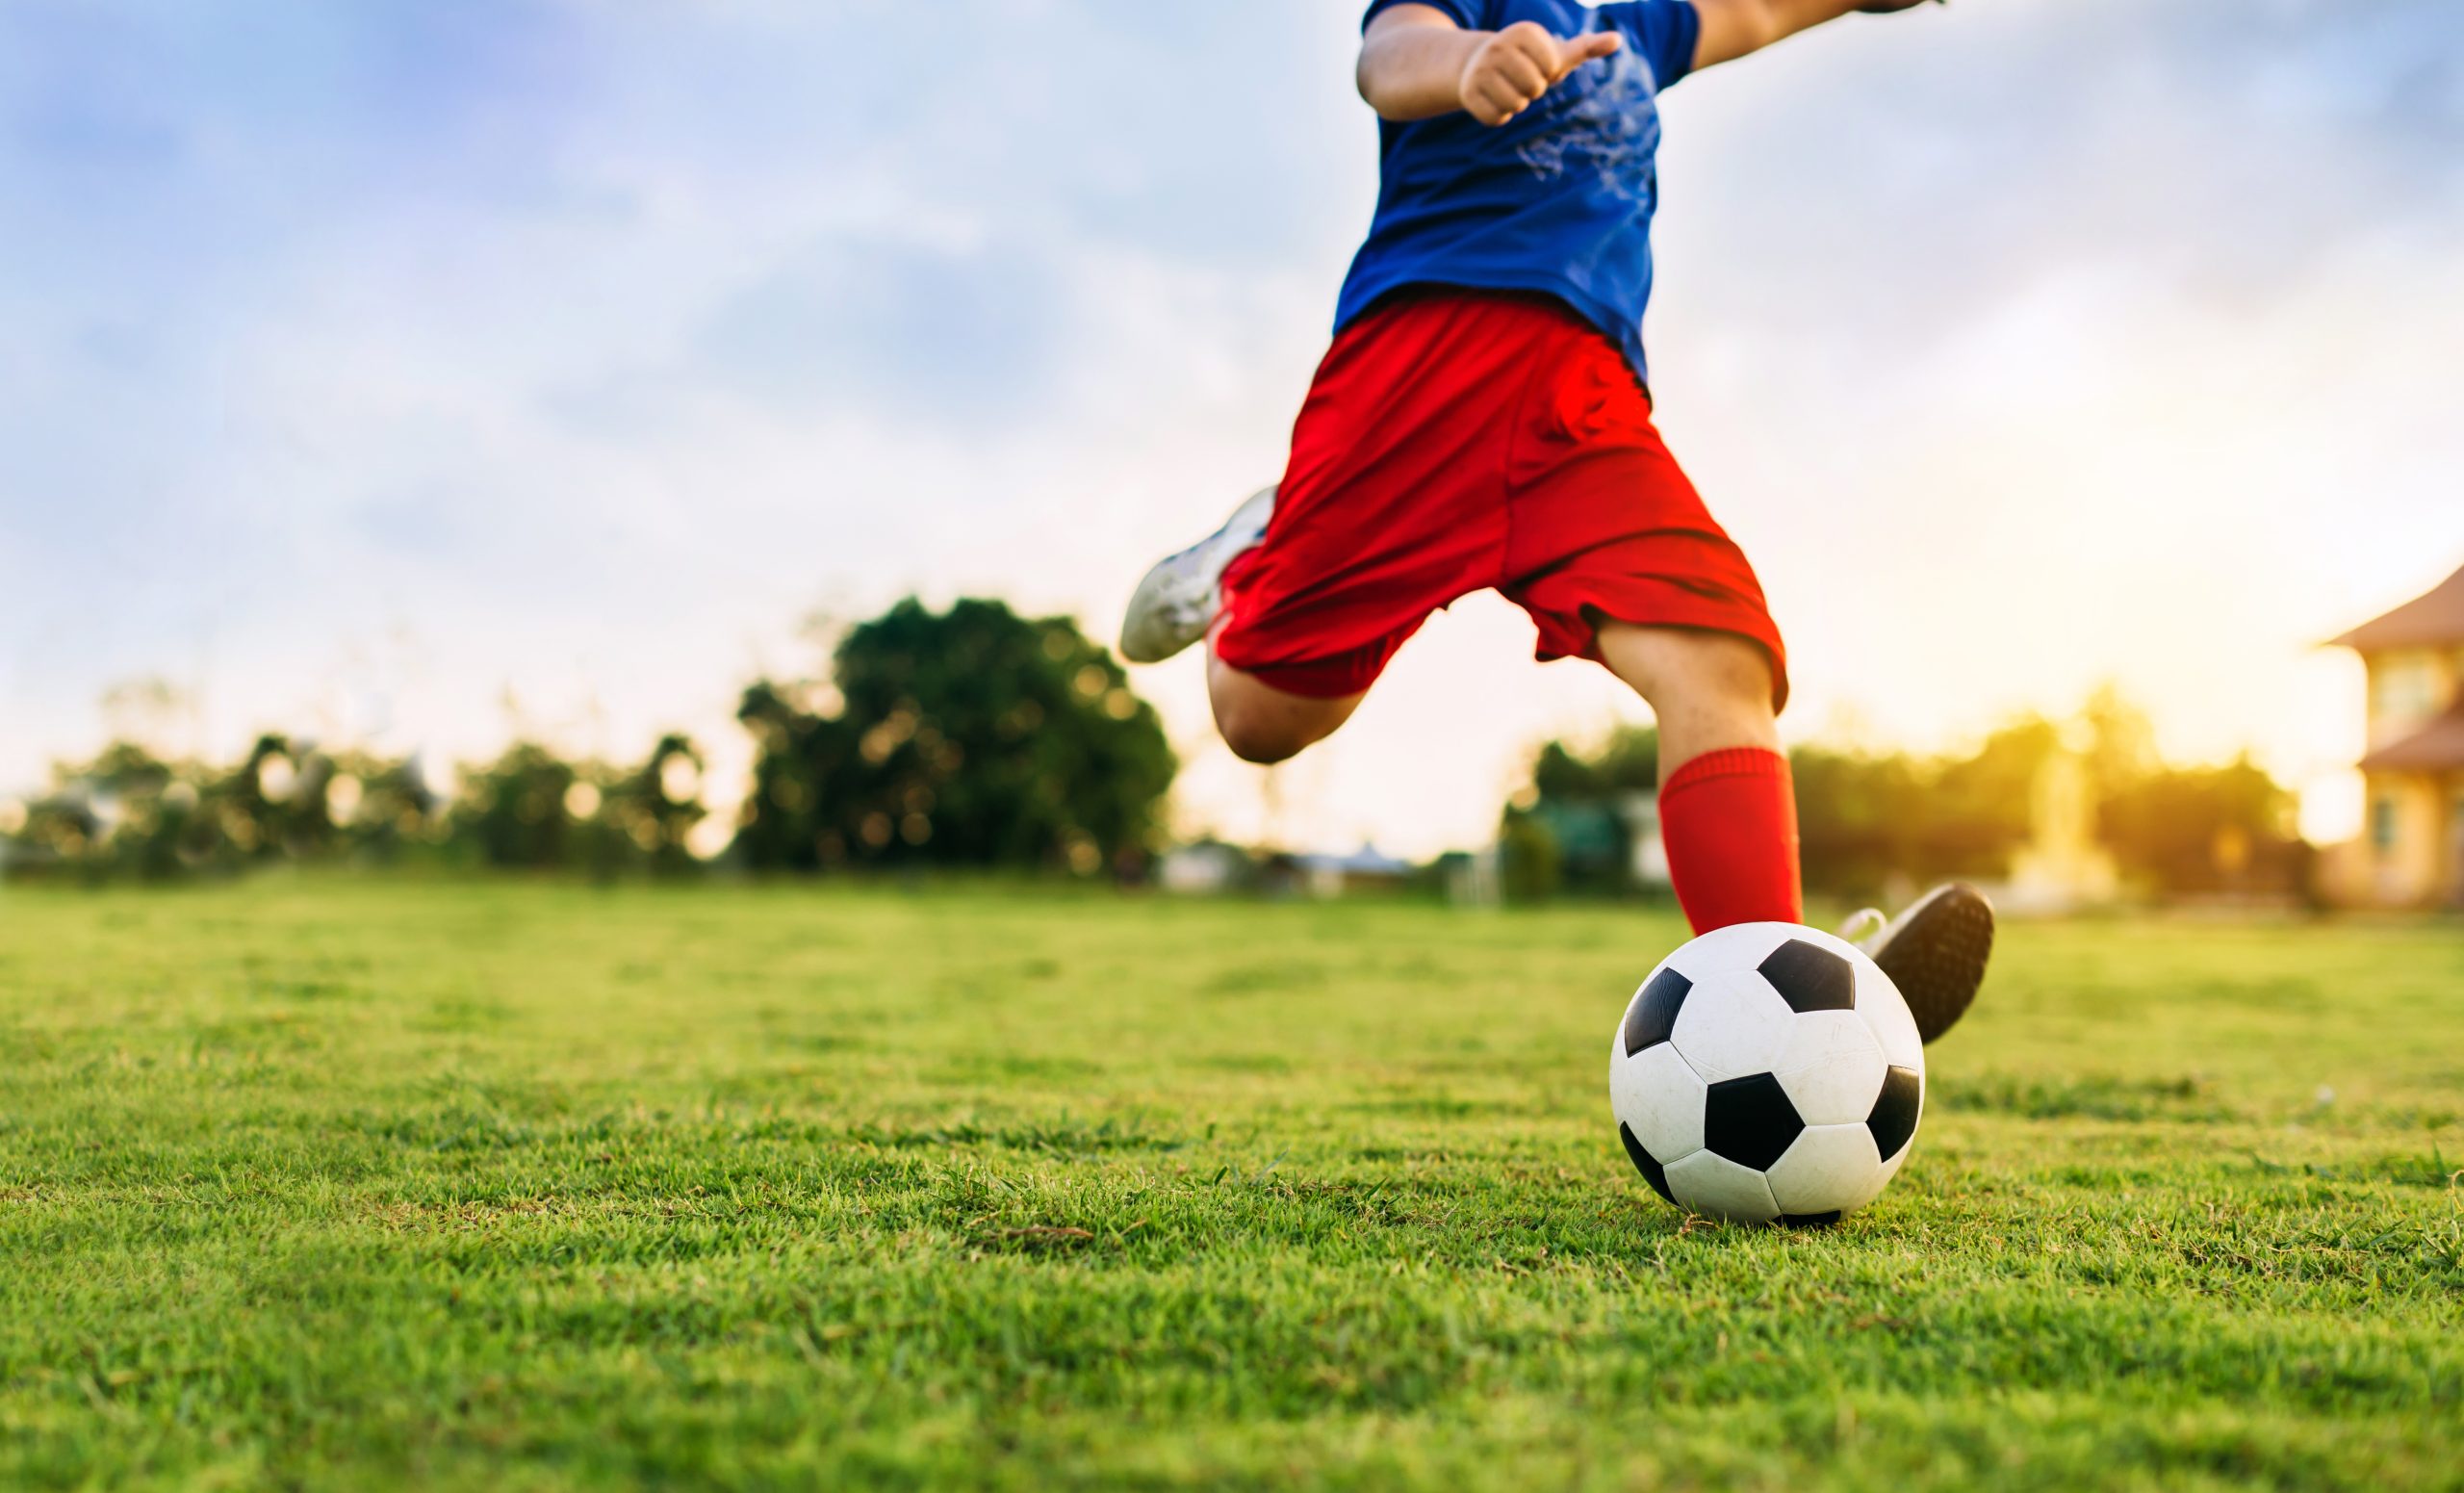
[1,882,2459,1490]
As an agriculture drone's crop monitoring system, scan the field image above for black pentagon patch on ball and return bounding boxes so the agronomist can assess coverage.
[1781,1211,1843,1230]
[1702,1073,1805,1171]
[1619,1122,1677,1205]
[1867,1065,1922,1163]
[1622,966,1692,1056]
[1757,939,1857,1014]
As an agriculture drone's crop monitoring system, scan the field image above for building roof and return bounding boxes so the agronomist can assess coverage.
[2330,563,2464,652]
[2360,705,2464,773]
[1297,842,1415,877]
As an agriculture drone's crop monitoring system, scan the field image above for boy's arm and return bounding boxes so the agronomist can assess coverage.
[1692,0,1939,72]
[1358,5,1625,126]
[1358,1,1940,125]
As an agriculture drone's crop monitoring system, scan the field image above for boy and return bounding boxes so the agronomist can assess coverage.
[1119,0,1992,1042]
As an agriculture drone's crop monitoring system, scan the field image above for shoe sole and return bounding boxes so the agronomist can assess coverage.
[1870,883,1995,1045]
[1118,488,1276,664]
[1118,558,1206,663]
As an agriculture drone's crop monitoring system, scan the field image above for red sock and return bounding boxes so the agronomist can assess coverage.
[1658,747,1803,934]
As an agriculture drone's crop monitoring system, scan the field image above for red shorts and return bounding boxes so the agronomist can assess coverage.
[1215,290,1787,708]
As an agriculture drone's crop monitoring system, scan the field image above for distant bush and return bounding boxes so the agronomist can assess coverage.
[0,736,438,883]
[0,733,705,885]
[1505,692,2304,904]
[1,596,1171,885]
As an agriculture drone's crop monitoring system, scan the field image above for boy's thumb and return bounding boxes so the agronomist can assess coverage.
[1564,32,1623,66]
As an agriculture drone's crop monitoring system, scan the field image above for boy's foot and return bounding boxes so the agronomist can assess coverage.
[1840,882,1995,1044]
[1118,486,1275,664]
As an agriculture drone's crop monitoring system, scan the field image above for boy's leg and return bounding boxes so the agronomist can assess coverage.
[1595,621,1803,931]
[1596,619,1991,1043]
[1206,652,1365,765]
[1130,296,1557,766]
[1595,622,1780,765]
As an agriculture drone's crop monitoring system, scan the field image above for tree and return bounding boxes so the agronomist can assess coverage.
[1923,716,2061,878]
[1496,727,1659,897]
[735,597,1175,875]
[323,751,442,862]
[449,742,581,871]
[1497,812,1564,904]
[2100,754,2302,896]
[583,734,707,879]
[201,734,341,863]
[1503,691,2305,904]
[1531,726,1659,803]
[1791,745,1932,899]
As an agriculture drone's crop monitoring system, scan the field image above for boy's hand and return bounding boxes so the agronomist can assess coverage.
[1458,22,1623,126]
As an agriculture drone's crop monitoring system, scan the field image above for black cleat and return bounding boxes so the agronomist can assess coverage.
[1844,882,1995,1044]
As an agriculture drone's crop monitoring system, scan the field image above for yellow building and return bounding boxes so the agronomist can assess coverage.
[2327,562,2464,909]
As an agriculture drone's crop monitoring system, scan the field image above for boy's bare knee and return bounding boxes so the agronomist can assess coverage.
[1208,668,1360,765]
[1217,707,1308,765]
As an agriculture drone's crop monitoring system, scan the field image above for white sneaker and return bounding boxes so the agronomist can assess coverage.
[1117,486,1276,664]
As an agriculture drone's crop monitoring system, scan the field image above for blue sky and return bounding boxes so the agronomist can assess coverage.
[5,0,2461,855]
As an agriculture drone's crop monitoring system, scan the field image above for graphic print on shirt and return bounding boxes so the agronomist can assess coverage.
[1513,40,1661,194]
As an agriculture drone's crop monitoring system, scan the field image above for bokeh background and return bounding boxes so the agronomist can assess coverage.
[5,0,2461,880]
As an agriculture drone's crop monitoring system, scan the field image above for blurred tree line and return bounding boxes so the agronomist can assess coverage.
[1502,689,2309,904]
[0,599,1171,886]
[0,732,706,884]
[5,595,2303,902]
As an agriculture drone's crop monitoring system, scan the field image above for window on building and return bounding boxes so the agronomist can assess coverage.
[2371,797,2398,855]
[2370,656,2439,726]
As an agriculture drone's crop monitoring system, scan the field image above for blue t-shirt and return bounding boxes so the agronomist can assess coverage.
[1339,0,1702,387]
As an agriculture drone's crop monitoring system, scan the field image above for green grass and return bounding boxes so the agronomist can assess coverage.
[1,882,2459,1491]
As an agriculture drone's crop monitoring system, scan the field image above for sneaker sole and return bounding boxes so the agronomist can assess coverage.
[1871,883,1995,1045]
[1119,559,1208,663]
[1118,486,1275,664]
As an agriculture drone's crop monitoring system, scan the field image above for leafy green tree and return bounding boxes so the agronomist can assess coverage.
[735,597,1175,875]
[2101,754,2302,896]
[1506,726,1660,895]
[1,728,688,884]
[197,734,340,863]
[2,790,104,878]
[1506,694,2301,903]
[449,742,582,871]
[1791,745,1933,899]
[323,752,442,862]
[1497,812,1564,904]
[1924,716,2062,878]
[582,734,707,879]
[3,747,148,881]
[1531,726,1659,803]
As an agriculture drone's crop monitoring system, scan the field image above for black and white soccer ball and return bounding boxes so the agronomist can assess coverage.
[1608,922,1924,1225]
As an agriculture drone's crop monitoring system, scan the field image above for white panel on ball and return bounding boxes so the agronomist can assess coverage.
[1772,1011,1889,1126]
[1763,1122,1886,1216]
[1856,965,1925,1069]
[1668,967,1796,1082]
[1761,923,1870,963]
[1609,1041,1707,1163]
[1663,1148,1782,1223]
[1662,920,1794,982]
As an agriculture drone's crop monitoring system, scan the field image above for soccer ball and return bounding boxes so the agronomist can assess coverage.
[1608,922,1924,1225]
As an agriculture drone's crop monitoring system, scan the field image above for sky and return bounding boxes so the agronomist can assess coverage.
[4,0,2461,859]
